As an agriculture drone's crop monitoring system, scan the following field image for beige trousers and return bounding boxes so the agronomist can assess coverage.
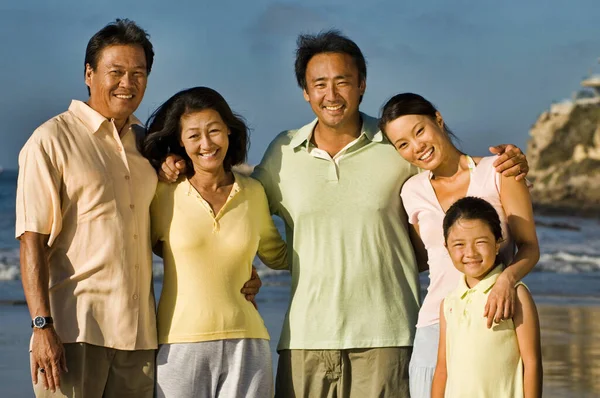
[32,342,154,398]
[275,347,412,398]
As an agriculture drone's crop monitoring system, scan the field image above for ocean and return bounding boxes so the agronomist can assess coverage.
[1,169,599,397]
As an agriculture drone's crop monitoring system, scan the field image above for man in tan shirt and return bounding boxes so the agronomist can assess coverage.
[16,18,158,398]
[16,19,260,397]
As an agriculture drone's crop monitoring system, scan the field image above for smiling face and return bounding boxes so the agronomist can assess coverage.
[445,218,501,286]
[85,44,148,127]
[179,109,230,174]
[383,113,455,170]
[302,52,365,131]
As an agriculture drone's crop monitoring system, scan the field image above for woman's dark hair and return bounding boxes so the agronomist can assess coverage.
[443,197,503,243]
[84,18,154,95]
[295,29,367,102]
[142,86,249,175]
[379,93,457,140]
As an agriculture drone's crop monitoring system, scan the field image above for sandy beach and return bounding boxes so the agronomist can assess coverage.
[538,300,600,397]
[1,282,599,398]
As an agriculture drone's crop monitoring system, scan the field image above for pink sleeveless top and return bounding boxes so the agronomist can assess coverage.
[400,155,514,328]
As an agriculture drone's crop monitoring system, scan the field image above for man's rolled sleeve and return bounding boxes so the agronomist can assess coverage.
[15,136,63,246]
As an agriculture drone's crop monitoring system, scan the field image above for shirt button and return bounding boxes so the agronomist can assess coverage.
[134,264,139,270]
[125,175,130,180]
[130,204,135,209]
[133,234,138,239]
[117,146,123,152]
[132,294,138,300]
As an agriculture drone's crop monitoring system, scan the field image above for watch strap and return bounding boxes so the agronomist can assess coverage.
[31,316,54,328]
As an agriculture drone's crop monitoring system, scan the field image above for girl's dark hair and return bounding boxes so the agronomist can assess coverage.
[142,86,249,175]
[443,197,503,243]
[379,93,457,140]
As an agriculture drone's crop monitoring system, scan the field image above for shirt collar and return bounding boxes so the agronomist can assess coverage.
[290,112,384,149]
[458,264,504,299]
[68,99,143,135]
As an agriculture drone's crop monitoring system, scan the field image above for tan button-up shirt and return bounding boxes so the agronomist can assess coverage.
[16,100,158,350]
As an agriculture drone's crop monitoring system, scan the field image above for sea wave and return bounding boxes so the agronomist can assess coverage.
[0,263,20,281]
[536,251,600,273]
[1,250,599,281]
[0,255,290,282]
[0,248,20,281]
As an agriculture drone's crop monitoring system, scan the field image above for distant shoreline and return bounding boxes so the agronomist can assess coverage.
[0,300,26,306]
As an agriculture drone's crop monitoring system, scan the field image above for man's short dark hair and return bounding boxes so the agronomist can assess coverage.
[84,18,154,94]
[294,29,367,91]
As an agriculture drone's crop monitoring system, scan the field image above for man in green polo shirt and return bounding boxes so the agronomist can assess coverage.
[251,31,528,397]
[160,30,527,397]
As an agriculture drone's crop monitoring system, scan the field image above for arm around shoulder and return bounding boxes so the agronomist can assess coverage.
[499,173,539,283]
[485,173,539,326]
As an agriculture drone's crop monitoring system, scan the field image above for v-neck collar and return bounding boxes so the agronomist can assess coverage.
[426,155,478,214]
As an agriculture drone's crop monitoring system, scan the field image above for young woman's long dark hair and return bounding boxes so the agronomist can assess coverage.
[379,92,458,142]
[142,86,249,175]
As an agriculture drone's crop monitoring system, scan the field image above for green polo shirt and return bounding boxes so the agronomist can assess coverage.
[253,113,421,350]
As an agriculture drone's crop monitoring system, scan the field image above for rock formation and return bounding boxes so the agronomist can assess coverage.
[527,97,600,216]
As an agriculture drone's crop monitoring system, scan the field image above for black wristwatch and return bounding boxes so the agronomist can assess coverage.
[31,316,53,329]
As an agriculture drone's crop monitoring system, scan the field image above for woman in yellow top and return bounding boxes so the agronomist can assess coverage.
[142,87,288,398]
[432,197,542,398]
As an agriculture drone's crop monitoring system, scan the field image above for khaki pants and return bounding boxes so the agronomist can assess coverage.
[32,343,155,398]
[275,347,412,398]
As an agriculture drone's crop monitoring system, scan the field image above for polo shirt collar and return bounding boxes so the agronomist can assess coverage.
[458,263,504,299]
[69,99,143,135]
[290,112,384,149]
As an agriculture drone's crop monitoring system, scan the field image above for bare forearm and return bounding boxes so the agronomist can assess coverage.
[523,360,543,398]
[431,368,447,398]
[20,232,51,318]
[502,243,539,285]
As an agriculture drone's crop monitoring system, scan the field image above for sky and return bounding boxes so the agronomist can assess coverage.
[1,0,599,168]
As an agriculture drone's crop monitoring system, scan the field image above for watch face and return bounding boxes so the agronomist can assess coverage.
[34,317,46,328]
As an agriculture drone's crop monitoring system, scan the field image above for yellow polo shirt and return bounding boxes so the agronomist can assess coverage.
[16,100,158,350]
[443,265,525,397]
[151,173,287,344]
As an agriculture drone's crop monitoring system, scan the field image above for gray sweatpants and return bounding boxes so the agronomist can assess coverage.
[156,338,273,398]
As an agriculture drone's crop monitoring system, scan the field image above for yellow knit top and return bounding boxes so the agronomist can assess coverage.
[151,172,287,344]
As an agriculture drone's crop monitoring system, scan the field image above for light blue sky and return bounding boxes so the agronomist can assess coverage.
[1,0,599,168]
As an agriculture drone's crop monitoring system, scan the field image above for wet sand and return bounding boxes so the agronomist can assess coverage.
[1,288,599,397]
[537,299,600,398]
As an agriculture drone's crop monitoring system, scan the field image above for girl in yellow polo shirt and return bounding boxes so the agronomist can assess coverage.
[432,197,542,398]
[143,87,288,398]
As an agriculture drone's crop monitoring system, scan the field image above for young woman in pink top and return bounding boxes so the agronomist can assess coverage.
[379,93,540,398]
